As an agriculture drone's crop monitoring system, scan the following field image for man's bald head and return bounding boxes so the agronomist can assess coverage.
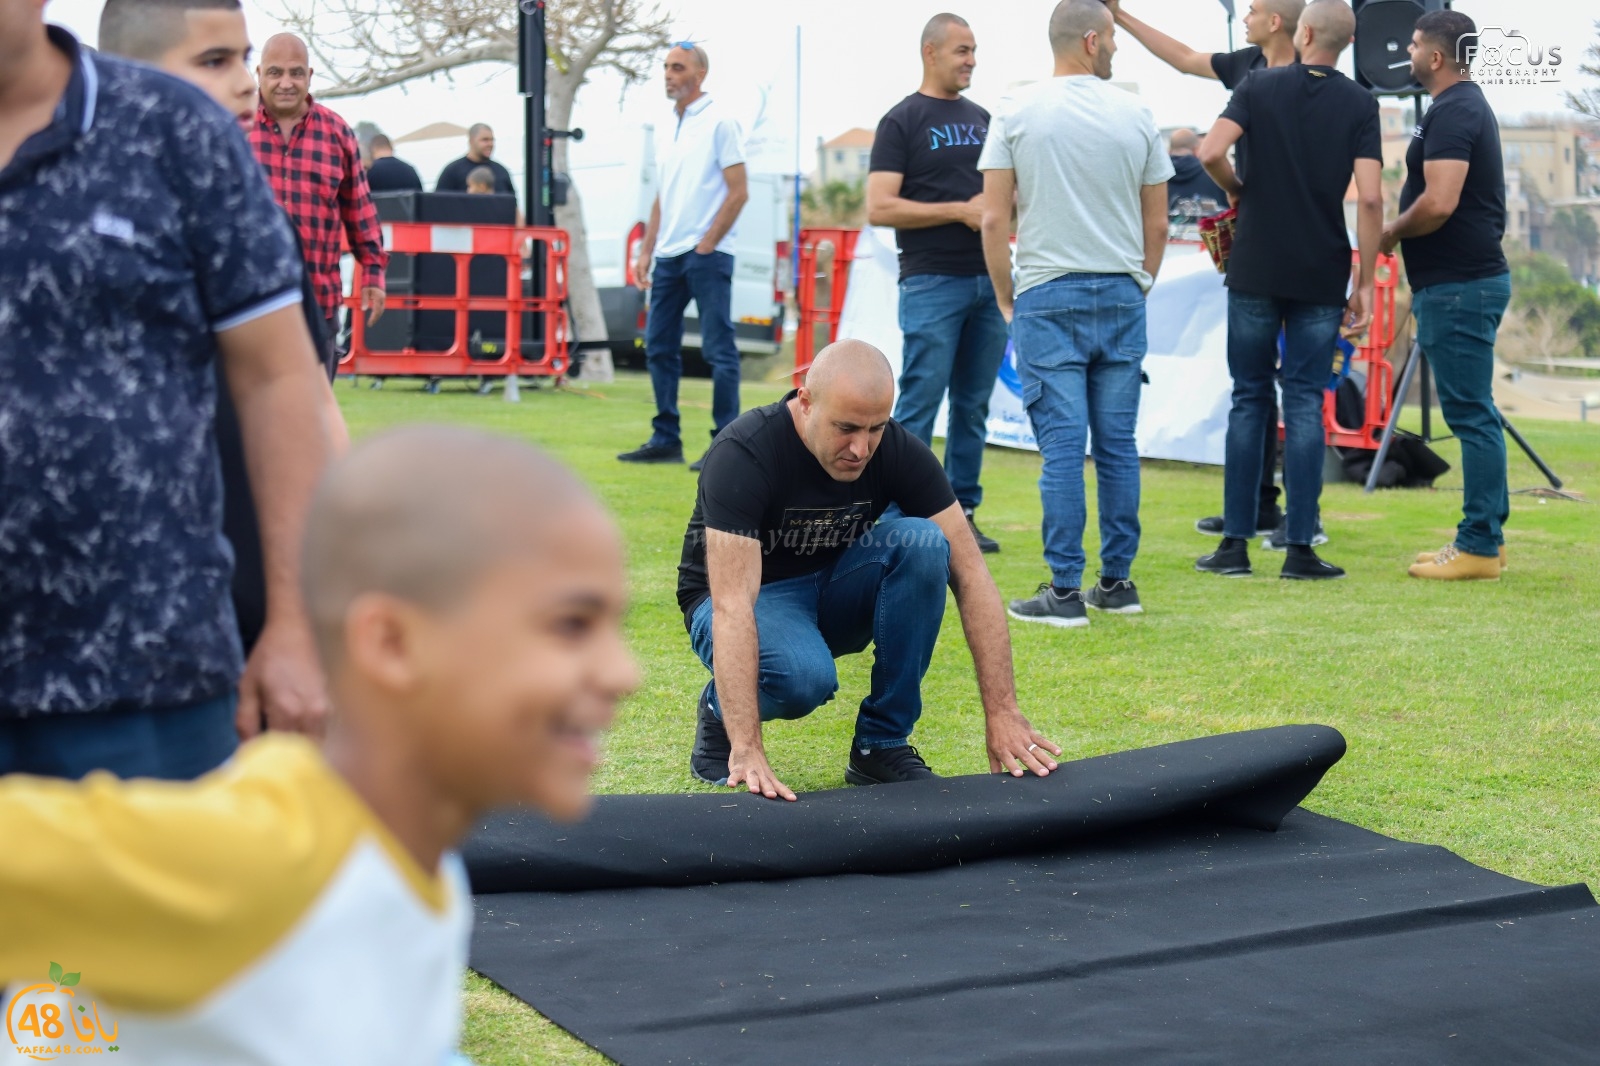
[301,426,597,665]
[1169,128,1200,155]
[260,31,307,64]
[804,339,895,406]
[1296,0,1355,59]
[1260,0,1306,36]
[1048,0,1112,57]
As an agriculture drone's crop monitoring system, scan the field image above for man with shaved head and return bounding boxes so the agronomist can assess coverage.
[1,427,636,1060]
[1104,0,1312,547]
[1166,127,1228,211]
[1194,0,1380,580]
[249,32,388,359]
[437,122,514,195]
[620,42,749,469]
[866,13,1008,553]
[678,340,1060,799]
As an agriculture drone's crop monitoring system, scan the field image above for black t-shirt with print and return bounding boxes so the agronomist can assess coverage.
[869,93,991,280]
[676,392,958,620]
[1221,63,1382,305]
[1399,80,1508,291]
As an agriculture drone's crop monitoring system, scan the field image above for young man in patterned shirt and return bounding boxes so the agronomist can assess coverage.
[248,31,387,355]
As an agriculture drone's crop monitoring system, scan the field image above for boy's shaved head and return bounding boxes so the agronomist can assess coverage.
[301,425,592,664]
[1299,0,1355,54]
[98,0,241,61]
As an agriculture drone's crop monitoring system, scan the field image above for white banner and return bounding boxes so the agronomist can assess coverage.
[836,226,1233,466]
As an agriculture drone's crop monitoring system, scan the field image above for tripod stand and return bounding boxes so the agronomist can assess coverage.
[1363,335,1563,493]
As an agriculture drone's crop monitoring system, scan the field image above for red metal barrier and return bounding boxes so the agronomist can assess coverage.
[1322,251,1401,451]
[792,228,860,387]
[341,222,570,378]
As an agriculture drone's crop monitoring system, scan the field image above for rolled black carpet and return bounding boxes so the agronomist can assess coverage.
[465,725,1600,1065]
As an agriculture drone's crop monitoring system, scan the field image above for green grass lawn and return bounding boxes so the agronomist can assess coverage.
[338,371,1600,1066]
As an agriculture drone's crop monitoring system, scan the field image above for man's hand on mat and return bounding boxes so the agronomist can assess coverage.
[236,619,332,740]
[986,712,1062,777]
[728,747,798,801]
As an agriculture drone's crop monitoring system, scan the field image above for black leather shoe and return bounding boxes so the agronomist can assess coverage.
[964,508,1000,553]
[618,441,684,464]
[1196,539,1251,576]
[845,744,939,785]
[1280,549,1346,581]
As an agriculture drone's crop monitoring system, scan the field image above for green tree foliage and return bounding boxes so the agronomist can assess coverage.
[1508,250,1600,359]
[1566,20,1600,122]
[800,180,866,229]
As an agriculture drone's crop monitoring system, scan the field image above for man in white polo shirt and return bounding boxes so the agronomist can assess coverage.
[620,43,750,470]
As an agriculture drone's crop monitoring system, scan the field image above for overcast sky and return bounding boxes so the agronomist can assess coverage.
[47,0,1597,186]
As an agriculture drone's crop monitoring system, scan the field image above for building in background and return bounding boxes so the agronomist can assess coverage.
[815,128,874,187]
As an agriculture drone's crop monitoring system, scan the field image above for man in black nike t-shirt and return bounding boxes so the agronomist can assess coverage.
[677,341,1061,800]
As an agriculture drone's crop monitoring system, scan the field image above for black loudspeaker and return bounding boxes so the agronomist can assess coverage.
[365,191,521,355]
[1353,0,1451,96]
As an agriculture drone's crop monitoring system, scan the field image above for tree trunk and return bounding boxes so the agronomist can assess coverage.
[548,70,613,381]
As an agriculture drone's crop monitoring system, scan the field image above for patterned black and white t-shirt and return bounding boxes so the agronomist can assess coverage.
[0,28,303,717]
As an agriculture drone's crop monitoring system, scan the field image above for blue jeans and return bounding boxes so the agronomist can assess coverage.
[1224,292,1343,546]
[0,692,238,779]
[688,517,950,748]
[894,273,1010,510]
[1414,274,1512,556]
[645,250,741,449]
[1012,274,1146,589]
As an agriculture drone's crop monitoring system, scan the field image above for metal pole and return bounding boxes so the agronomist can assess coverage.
[792,26,803,308]
[1364,338,1423,493]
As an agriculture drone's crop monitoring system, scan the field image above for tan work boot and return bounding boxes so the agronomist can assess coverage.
[1415,544,1507,571]
[1407,544,1501,581]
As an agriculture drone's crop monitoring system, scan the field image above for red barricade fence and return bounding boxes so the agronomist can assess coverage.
[792,228,860,387]
[341,222,571,379]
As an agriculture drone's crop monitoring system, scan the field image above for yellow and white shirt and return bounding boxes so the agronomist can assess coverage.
[0,735,471,1065]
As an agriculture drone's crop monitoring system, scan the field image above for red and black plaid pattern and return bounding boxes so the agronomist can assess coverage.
[248,97,386,321]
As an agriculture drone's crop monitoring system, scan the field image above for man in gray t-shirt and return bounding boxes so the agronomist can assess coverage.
[977,0,1171,629]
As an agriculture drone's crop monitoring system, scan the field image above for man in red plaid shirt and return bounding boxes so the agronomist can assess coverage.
[249,34,387,352]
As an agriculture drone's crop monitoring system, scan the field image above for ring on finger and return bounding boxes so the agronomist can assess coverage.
[1027,743,1038,752]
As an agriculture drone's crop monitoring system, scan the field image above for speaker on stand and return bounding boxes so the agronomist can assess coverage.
[1352,0,1452,98]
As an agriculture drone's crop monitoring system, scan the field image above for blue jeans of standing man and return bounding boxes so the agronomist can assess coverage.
[645,250,741,449]
[1414,274,1512,557]
[1012,273,1147,590]
[894,273,1010,510]
[1224,292,1343,546]
[688,517,950,749]
[0,692,238,779]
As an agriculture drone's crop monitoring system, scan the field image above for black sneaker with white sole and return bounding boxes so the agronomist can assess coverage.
[1196,539,1252,576]
[1195,514,1279,537]
[1084,576,1143,614]
[1280,548,1346,581]
[689,682,732,785]
[845,744,939,786]
[1007,584,1088,628]
[1261,518,1329,552]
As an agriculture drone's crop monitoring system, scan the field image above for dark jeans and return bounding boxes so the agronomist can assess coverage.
[1414,274,1512,556]
[1012,273,1146,589]
[894,273,1010,510]
[689,517,950,749]
[645,250,740,449]
[1224,292,1342,546]
[0,692,238,780]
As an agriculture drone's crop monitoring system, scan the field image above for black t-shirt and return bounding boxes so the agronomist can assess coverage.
[676,392,959,619]
[869,93,990,280]
[214,221,330,654]
[1398,81,1508,291]
[1221,63,1381,305]
[367,155,423,193]
[436,156,516,195]
[1211,46,1266,90]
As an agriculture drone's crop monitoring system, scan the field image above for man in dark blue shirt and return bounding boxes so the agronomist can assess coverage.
[0,17,334,778]
[1383,10,1512,582]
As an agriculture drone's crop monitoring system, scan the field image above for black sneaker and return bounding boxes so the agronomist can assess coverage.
[689,682,731,785]
[1261,519,1330,552]
[1084,576,1142,614]
[845,744,939,786]
[618,441,684,464]
[1280,549,1346,581]
[688,450,709,473]
[1195,514,1280,537]
[1007,583,1088,628]
[1196,539,1252,576]
[964,508,1000,553]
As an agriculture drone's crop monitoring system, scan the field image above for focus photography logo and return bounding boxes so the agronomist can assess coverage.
[1458,27,1563,87]
[4,963,121,1060]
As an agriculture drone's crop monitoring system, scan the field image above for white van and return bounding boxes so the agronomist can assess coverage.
[575,125,785,367]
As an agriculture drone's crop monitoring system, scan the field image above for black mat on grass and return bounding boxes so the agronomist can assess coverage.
[465,726,1600,1065]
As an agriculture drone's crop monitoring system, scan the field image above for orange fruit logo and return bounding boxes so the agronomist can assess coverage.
[4,963,120,1060]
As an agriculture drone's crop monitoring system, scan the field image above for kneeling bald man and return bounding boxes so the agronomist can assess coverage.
[677,340,1061,800]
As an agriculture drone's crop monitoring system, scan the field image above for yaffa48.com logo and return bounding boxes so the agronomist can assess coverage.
[4,962,120,1059]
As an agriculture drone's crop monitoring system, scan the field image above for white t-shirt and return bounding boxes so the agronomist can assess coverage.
[654,95,746,258]
[977,76,1174,293]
